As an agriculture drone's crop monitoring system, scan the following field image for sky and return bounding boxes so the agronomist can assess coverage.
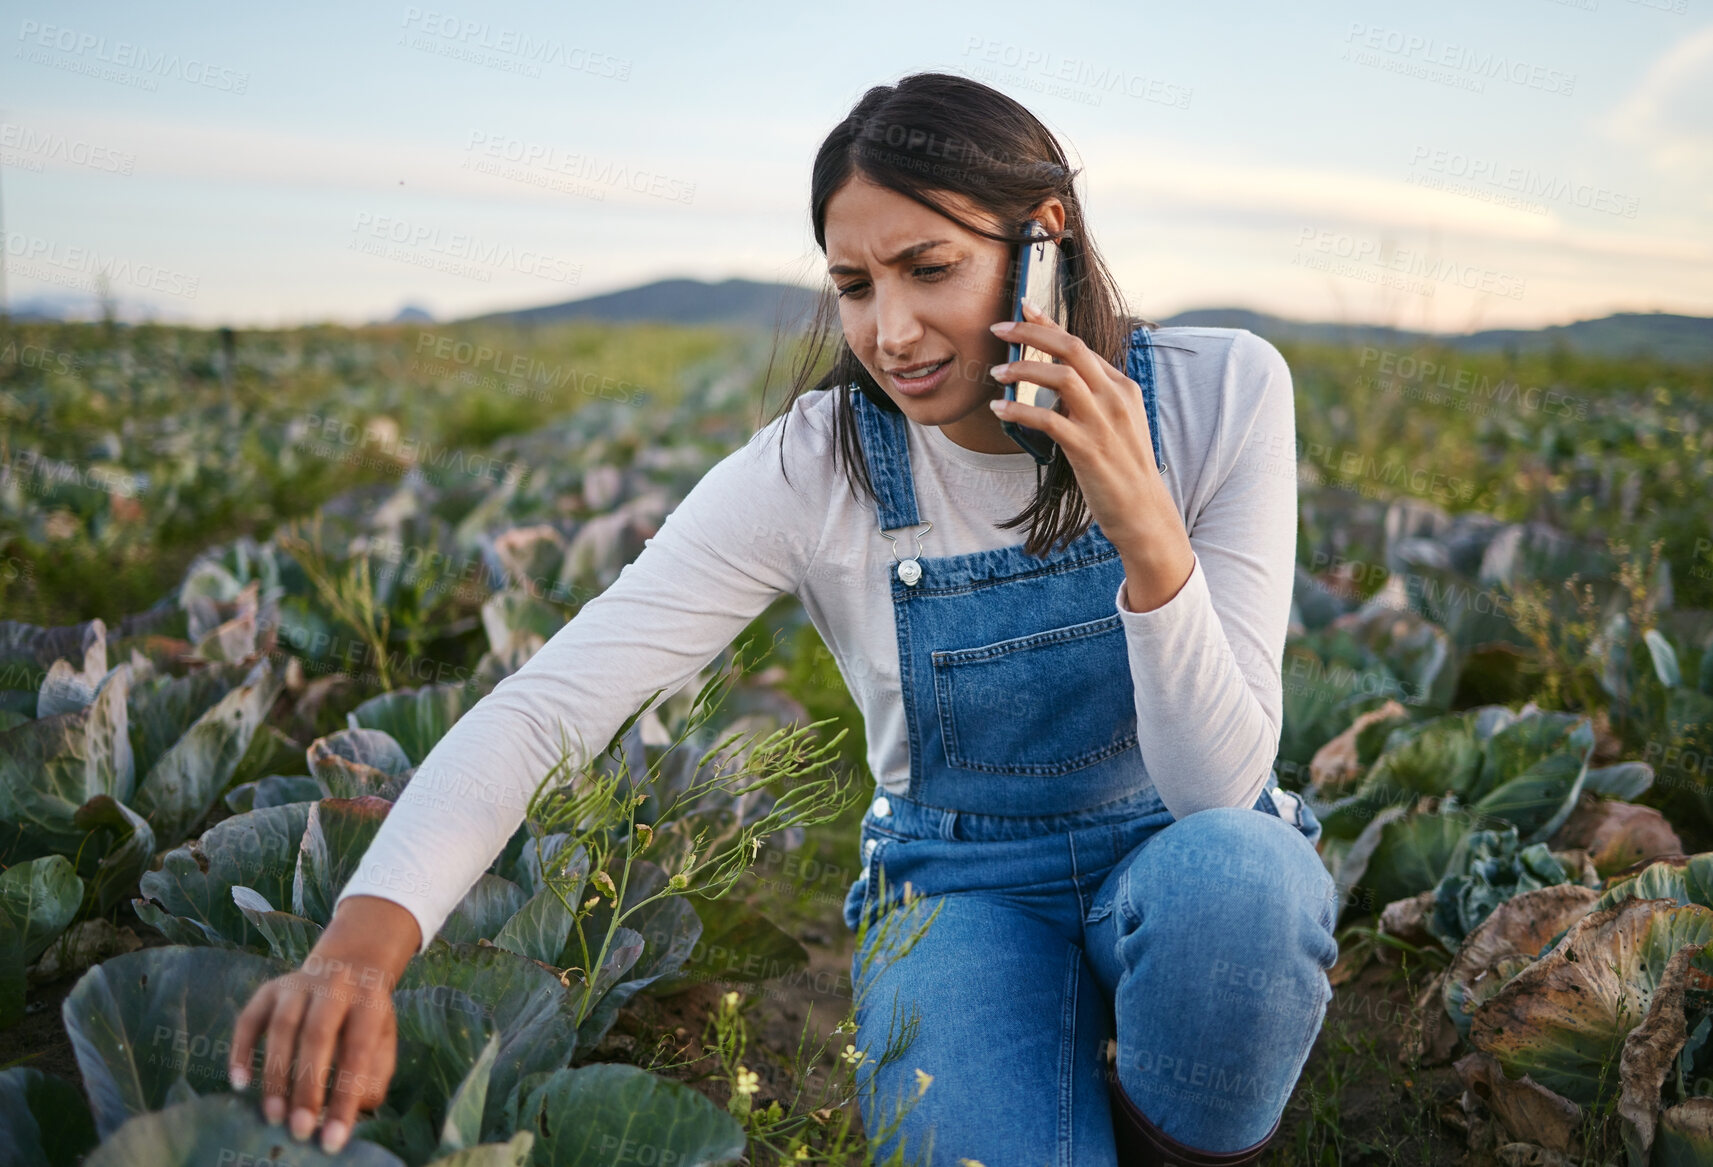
[1,0,1708,334]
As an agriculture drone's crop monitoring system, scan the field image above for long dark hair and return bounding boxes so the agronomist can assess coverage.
[759,71,1156,560]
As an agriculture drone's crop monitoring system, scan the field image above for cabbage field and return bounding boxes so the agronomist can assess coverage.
[2,315,1713,1165]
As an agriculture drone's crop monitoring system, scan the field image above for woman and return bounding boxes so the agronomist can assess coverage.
[230,72,1338,1166]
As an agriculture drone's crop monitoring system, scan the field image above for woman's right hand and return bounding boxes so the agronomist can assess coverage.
[229,895,422,1154]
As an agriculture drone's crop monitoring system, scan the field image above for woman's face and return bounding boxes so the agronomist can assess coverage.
[823,173,1064,455]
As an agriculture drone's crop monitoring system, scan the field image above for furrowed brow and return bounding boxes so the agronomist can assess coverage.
[828,239,951,277]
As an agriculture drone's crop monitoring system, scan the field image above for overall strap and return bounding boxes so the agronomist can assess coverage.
[1124,324,1168,474]
[852,386,922,530]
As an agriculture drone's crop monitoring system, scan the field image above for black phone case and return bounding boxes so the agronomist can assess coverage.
[1001,223,1061,464]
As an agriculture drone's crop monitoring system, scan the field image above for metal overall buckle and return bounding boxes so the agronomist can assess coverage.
[879,520,933,587]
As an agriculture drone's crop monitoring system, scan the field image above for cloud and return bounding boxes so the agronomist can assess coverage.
[1595,22,1713,175]
[1079,133,1710,267]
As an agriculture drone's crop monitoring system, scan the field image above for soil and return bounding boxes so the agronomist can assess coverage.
[1,911,171,1082]
[1274,950,1476,1165]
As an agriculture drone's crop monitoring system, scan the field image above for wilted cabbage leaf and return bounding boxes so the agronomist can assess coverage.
[1595,854,1713,914]
[1443,882,1600,1041]
[308,727,415,799]
[1470,898,1713,1108]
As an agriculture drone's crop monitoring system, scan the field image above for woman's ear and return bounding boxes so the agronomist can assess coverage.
[1028,197,1066,240]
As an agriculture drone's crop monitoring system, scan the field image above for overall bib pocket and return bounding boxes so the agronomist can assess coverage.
[930,612,1138,776]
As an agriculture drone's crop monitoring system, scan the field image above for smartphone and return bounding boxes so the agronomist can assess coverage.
[1001,219,1069,464]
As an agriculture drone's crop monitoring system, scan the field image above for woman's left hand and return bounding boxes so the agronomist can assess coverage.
[987,298,1169,552]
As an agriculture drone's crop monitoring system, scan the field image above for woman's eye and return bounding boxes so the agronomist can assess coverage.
[835,264,951,299]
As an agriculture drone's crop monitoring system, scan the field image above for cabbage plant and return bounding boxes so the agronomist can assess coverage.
[0,595,285,1026]
[1315,702,1623,922]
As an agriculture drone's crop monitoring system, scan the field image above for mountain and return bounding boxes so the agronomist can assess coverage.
[456,278,1712,365]
[1157,308,1713,365]
[4,291,196,325]
[457,277,821,332]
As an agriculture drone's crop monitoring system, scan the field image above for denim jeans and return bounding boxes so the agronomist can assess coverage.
[839,325,1338,1163]
[841,783,1336,1167]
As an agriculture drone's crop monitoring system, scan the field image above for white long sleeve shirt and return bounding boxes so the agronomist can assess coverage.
[338,326,1300,951]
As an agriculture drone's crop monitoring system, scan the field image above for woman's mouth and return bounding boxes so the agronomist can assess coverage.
[889,357,953,396]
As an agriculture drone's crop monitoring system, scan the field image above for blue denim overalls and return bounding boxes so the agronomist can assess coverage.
[839,324,1340,1166]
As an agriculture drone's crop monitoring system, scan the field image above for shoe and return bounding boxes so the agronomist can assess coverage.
[1103,1060,1282,1166]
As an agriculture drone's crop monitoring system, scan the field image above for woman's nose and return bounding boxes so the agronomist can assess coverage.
[873,286,925,357]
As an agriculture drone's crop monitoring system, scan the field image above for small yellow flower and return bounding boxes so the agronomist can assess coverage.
[841,1043,866,1067]
[734,1065,760,1097]
[914,1068,933,1096]
[722,990,741,1012]
[793,1147,812,1161]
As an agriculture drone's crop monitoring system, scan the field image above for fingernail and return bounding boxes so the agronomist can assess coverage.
[989,363,1009,378]
[263,1095,285,1125]
[989,399,1008,413]
[321,1119,350,1154]
[228,1064,250,1090]
[289,1107,315,1141]
[990,320,1014,333]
